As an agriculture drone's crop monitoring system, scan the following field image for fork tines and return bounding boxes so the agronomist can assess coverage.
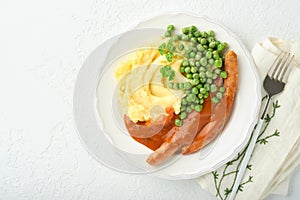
[268,51,295,83]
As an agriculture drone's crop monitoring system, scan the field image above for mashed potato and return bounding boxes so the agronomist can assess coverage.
[114,48,186,123]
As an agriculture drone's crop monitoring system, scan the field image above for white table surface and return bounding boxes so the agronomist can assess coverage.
[0,0,299,199]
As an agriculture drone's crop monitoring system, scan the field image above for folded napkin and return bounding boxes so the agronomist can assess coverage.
[197,37,300,200]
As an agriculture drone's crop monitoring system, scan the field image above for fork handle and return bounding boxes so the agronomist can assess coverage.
[228,119,264,200]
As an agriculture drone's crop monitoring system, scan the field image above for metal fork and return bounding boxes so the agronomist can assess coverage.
[228,52,294,200]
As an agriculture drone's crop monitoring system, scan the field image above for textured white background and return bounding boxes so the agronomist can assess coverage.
[0,0,300,199]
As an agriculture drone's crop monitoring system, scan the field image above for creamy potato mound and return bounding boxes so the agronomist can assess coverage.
[114,49,186,123]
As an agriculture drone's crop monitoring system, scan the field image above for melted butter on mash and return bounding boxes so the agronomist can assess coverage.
[114,49,186,123]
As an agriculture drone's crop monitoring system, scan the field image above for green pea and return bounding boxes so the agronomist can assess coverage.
[189,51,196,58]
[208,48,213,52]
[212,97,219,104]
[206,51,212,58]
[209,41,216,49]
[214,68,221,74]
[174,83,179,89]
[212,74,218,80]
[195,105,203,112]
[199,71,206,78]
[190,57,196,62]
[196,84,203,89]
[200,38,207,45]
[186,73,193,79]
[210,84,217,92]
[213,54,220,60]
[213,50,219,57]
[195,99,199,104]
[193,73,199,79]
[191,79,200,85]
[204,84,210,91]
[201,31,208,37]
[214,59,222,68]
[191,67,198,73]
[167,82,173,89]
[208,37,215,43]
[199,99,204,104]
[223,42,228,48]
[207,78,213,84]
[165,31,171,37]
[217,43,225,51]
[195,61,201,67]
[220,71,227,78]
[181,106,186,112]
[205,71,213,78]
[185,67,191,74]
[197,44,204,52]
[179,83,185,89]
[200,77,206,83]
[178,43,184,51]
[181,98,188,105]
[188,93,197,101]
[188,33,193,38]
[189,25,197,32]
[208,30,215,37]
[186,95,192,102]
[175,119,182,126]
[200,88,207,94]
[202,44,208,49]
[186,90,191,94]
[213,50,219,55]
[193,98,199,104]
[184,82,192,90]
[189,60,195,67]
[181,34,189,41]
[172,35,179,42]
[198,93,203,99]
[179,112,187,119]
[167,25,175,31]
[180,67,185,73]
[191,37,197,43]
[182,27,189,34]
[194,31,201,37]
[186,106,192,113]
[182,60,189,67]
[185,46,192,54]
[203,92,209,98]
[192,87,198,94]
[219,86,225,93]
[216,92,223,99]
[195,54,201,61]
[200,57,207,66]
[199,67,205,72]
[197,37,201,43]
[190,104,195,110]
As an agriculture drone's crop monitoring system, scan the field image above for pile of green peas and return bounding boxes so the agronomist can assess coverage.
[164,25,228,127]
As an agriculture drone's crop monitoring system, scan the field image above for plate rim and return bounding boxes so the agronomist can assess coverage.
[73,12,262,180]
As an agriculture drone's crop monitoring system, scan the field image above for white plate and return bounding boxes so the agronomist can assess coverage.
[73,13,261,180]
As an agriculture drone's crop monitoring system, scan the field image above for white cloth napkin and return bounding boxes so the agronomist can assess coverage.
[197,37,300,200]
